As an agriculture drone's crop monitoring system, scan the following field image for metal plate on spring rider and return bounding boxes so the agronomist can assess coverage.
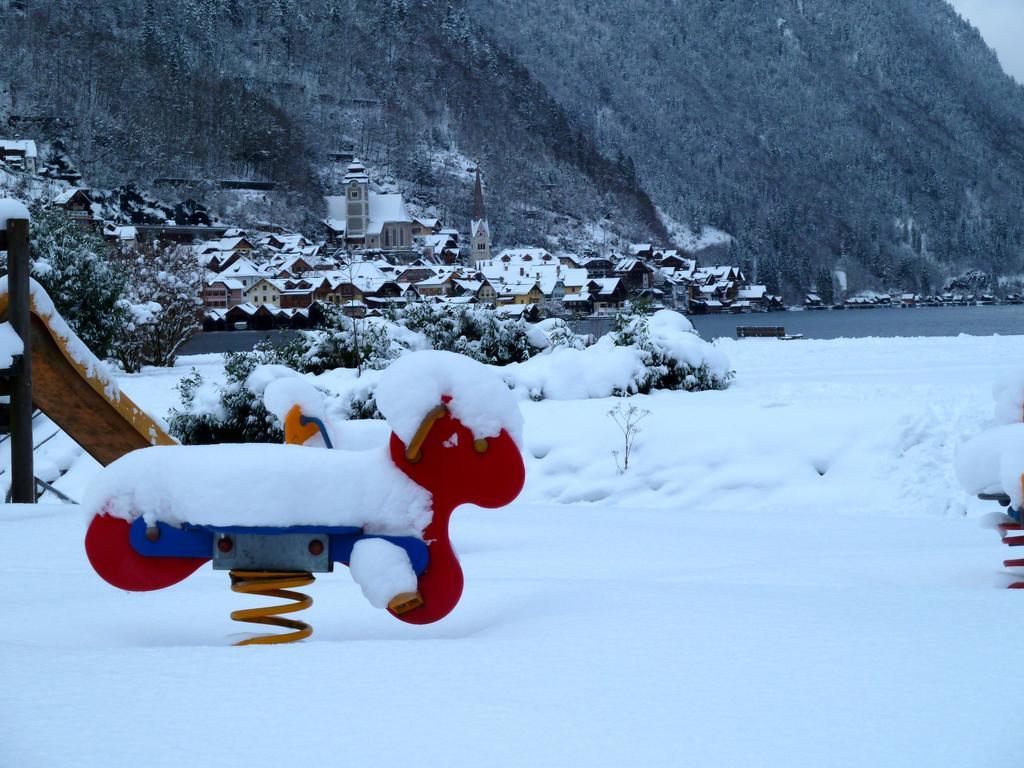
[212,532,332,573]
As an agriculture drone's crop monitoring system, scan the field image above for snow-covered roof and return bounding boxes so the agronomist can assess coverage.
[219,257,265,278]
[103,224,138,240]
[52,187,90,206]
[205,276,244,291]
[0,140,37,158]
[487,248,554,265]
[325,190,413,235]
[369,192,412,225]
[563,292,591,303]
[737,286,767,300]
[589,278,622,296]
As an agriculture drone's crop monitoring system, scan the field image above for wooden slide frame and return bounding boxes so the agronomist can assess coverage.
[0,290,175,466]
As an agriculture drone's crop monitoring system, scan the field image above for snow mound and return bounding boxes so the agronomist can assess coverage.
[993,371,1024,425]
[503,338,645,400]
[375,350,524,447]
[349,538,419,608]
[83,443,432,535]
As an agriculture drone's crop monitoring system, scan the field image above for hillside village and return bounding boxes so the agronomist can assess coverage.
[1,141,775,331]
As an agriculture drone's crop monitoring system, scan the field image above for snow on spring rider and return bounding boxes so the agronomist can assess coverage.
[83,351,526,644]
[957,373,1024,588]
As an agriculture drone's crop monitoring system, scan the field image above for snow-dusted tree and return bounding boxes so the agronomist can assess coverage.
[27,208,127,358]
[111,241,204,373]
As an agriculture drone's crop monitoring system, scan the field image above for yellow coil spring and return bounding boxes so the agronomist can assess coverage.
[229,570,315,646]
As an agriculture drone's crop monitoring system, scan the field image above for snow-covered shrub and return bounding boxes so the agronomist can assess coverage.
[279,304,397,375]
[610,309,733,394]
[501,310,732,400]
[524,317,588,351]
[389,304,537,365]
[168,344,284,445]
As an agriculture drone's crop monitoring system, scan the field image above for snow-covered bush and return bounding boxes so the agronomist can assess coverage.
[389,303,537,365]
[279,304,397,375]
[502,310,732,400]
[168,344,284,445]
[610,309,733,393]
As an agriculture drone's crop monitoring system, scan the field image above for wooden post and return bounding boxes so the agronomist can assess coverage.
[7,217,35,503]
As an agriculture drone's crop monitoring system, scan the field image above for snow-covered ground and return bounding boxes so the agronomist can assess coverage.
[3,334,1024,767]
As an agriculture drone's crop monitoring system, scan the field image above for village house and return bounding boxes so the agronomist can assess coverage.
[420,231,460,264]
[497,279,544,306]
[102,223,138,246]
[214,255,268,292]
[52,188,97,228]
[411,217,440,237]
[588,278,628,312]
[475,279,498,306]
[614,257,656,292]
[202,277,245,310]
[244,278,282,307]
[415,272,461,298]
[736,285,770,312]
[628,243,655,260]
[581,256,615,278]
[0,140,37,174]
[198,234,258,270]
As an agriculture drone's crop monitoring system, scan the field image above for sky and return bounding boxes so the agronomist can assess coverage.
[948,0,1024,83]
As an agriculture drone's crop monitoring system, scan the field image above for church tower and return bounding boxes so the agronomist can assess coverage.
[344,159,370,247]
[470,166,491,265]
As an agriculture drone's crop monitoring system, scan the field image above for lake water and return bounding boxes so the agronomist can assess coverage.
[687,305,1024,340]
[181,305,1024,356]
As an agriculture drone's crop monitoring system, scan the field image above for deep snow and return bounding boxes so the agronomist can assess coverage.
[3,333,1024,767]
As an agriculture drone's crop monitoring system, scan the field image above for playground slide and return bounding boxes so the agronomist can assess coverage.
[0,285,175,466]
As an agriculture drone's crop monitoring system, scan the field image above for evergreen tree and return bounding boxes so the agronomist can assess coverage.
[27,208,128,358]
[816,266,835,305]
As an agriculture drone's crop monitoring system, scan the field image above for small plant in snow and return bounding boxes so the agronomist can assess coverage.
[608,402,650,474]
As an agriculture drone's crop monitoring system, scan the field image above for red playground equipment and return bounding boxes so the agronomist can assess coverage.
[84,352,526,644]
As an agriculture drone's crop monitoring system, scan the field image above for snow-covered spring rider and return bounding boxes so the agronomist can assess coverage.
[956,372,1024,588]
[83,351,526,644]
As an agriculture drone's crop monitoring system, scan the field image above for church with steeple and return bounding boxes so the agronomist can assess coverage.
[469,166,491,266]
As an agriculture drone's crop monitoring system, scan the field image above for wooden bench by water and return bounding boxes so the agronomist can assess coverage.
[735,326,803,340]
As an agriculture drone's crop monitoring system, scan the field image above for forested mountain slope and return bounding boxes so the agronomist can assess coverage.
[3,0,1024,294]
[471,0,1024,293]
[0,0,665,247]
